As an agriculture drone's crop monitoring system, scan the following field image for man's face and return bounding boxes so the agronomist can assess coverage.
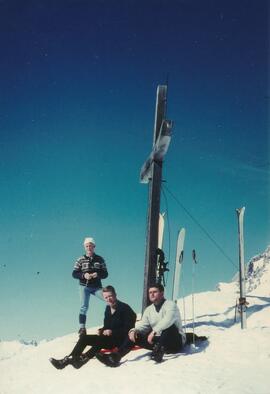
[148,287,164,304]
[84,242,95,255]
[103,291,117,307]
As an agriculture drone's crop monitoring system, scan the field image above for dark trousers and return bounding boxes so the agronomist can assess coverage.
[118,324,184,358]
[70,334,119,358]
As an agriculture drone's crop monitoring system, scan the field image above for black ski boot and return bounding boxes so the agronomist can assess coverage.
[71,354,91,369]
[96,352,121,367]
[49,356,72,370]
[151,343,165,363]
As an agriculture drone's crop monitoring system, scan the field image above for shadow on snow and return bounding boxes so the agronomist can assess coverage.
[184,295,270,330]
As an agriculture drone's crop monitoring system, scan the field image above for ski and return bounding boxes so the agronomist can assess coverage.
[236,207,247,329]
[172,228,186,301]
[158,212,165,249]
[191,249,198,347]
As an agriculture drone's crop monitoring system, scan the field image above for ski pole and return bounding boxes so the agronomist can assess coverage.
[181,275,187,334]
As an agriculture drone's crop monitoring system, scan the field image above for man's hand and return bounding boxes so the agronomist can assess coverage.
[128,330,137,342]
[147,331,156,345]
[84,272,98,280]
[97,328,104,336]
[102,329,112,336]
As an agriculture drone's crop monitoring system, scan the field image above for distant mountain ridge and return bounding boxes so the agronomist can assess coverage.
[230,245,270,293]
[246,245,270,293]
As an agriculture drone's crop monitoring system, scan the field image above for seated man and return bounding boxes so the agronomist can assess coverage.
[49,285,136,369]
[96,283,186,367]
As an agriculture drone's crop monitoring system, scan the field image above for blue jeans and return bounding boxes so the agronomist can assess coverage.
[79,286,103,327]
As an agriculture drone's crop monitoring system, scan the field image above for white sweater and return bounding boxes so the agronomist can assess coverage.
[135,299,186,342]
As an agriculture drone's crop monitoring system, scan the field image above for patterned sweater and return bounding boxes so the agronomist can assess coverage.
[72,253,108,288]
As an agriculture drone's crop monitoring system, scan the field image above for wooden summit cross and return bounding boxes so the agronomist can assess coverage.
[140,85,173,311]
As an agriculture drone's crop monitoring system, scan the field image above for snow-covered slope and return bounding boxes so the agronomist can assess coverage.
[1,247,270,394]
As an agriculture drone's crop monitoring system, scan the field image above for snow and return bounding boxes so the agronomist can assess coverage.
[1,247,270,394]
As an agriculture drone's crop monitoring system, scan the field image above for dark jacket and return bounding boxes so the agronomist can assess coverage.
[72,253,108,288]
[101,300,137,346]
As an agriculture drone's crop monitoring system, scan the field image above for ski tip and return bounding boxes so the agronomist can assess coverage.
[178,228,185,234]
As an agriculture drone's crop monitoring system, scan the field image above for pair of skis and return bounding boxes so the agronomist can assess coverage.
[159,215,199,346]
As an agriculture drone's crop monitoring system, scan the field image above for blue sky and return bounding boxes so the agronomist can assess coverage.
[0,0,269,341]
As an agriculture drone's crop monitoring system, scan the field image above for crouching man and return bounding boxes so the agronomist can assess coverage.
[96,283,186,367]
[49,285,136,369]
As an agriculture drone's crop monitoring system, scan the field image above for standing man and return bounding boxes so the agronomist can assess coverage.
[49,286,136,369]
[96,283,186,366]
[72,237,108,336]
